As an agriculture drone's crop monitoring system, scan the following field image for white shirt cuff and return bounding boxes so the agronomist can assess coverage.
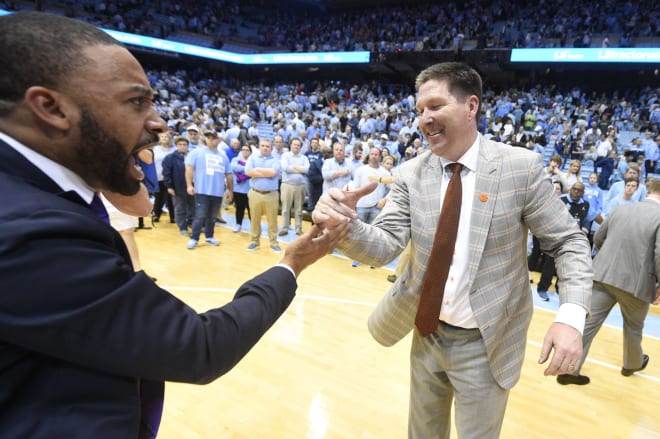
[554,303,588,335]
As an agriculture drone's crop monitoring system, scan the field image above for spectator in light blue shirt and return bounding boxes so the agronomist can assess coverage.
[279,137,310,236]
[322,142,352,194]
[245,139,282,252]
[184,130,233,249]
[606,164,647,212]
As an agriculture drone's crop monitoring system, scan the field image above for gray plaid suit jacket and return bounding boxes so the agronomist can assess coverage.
[593,198,660,303]
[339,135,592,389]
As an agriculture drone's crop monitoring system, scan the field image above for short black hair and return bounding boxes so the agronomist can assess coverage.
[0,11,121,115]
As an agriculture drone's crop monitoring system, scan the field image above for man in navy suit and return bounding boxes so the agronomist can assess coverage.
[0,11,347,438]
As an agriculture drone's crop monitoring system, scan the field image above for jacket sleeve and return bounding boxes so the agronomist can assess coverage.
[162,155,173,189]
[0,209,296,384]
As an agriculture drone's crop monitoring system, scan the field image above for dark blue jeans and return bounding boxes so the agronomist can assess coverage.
[191,194,222,240]
[172,193,194,232]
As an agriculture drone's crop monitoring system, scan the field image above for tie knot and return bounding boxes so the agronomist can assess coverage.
[446,162,463,175]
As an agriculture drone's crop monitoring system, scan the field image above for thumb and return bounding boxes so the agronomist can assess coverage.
[341,181,378,210]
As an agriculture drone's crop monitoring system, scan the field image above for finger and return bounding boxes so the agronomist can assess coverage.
[324,190,360,218]
[544,352,562,376]
[342,181,378,209]
[315,222,349,245]
[538,338,552,365]
[307,223,323,239]
[310,231,340,255]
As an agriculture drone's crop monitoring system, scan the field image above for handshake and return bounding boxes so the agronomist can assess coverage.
[281,183,378,276]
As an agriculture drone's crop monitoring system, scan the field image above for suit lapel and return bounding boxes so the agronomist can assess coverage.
[0,139,63,194]
[467,138,501,284]
[419,152,445,235]
[0,139,90,210]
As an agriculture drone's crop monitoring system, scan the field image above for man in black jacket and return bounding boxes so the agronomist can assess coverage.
[305,136,325,214]
[162,136,194,236]
[0,11,346,439]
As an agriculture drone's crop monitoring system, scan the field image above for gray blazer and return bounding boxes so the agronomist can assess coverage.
[339,135,593,389]
[593,198,660,303]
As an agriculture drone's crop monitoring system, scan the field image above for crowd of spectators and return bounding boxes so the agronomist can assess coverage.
[147,66,660,184]
[3,0,659,53]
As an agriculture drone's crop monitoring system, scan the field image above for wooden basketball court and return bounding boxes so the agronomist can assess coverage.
[134,213,660,439]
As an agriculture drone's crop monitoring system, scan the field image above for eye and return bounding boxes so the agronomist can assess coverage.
[130,97,152,108]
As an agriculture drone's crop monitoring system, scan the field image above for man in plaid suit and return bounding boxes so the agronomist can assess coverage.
[313,62,592,439]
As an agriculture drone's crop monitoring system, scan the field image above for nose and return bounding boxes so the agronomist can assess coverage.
[419,107,434,124]
[146,109,167,135]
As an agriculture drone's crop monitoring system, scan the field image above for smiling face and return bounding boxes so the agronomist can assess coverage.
[416,79,479,160]
[61,45,166,194]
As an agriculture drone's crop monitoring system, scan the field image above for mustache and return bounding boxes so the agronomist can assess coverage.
[132,135,160,154]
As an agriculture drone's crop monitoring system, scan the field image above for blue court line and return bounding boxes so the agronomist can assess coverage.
[219,211,660,339]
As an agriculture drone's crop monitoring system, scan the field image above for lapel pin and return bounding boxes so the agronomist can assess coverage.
[479,193,488,202]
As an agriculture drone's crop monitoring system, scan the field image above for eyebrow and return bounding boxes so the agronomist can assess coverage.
[128,85,155,98]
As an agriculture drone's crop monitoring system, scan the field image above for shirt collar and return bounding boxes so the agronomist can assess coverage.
[438,135,479,173]
[0,132,95,203]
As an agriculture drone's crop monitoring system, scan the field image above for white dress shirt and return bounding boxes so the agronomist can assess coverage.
[436,137,586,333]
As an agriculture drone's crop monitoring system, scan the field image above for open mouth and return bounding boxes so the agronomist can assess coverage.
[128,154,145,181]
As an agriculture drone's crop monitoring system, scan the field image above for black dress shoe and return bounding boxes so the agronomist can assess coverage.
[621,354,649,376]
[557,374,590,385]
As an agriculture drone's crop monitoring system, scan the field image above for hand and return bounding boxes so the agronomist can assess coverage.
[653,288,660,306]
[187,186,195,196]
[226,191,233,202]
[367,174,379,183]
[311,182,378,228]
[280,223,350,277]
[376,198,387,209]
[538,322,583,376]
[167,188,175,196]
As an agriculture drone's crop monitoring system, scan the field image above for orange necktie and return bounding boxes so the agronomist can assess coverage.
[415,163,463,336]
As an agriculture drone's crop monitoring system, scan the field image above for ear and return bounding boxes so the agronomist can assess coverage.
[467,95,479,121]
[24,86,76,132]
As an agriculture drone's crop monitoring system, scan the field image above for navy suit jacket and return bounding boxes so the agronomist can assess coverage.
[0,140,297,438]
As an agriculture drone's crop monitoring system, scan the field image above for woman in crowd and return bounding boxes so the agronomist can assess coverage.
[230,143,253,233]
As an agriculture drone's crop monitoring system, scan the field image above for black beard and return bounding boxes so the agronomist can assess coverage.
[75,107,147,195]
